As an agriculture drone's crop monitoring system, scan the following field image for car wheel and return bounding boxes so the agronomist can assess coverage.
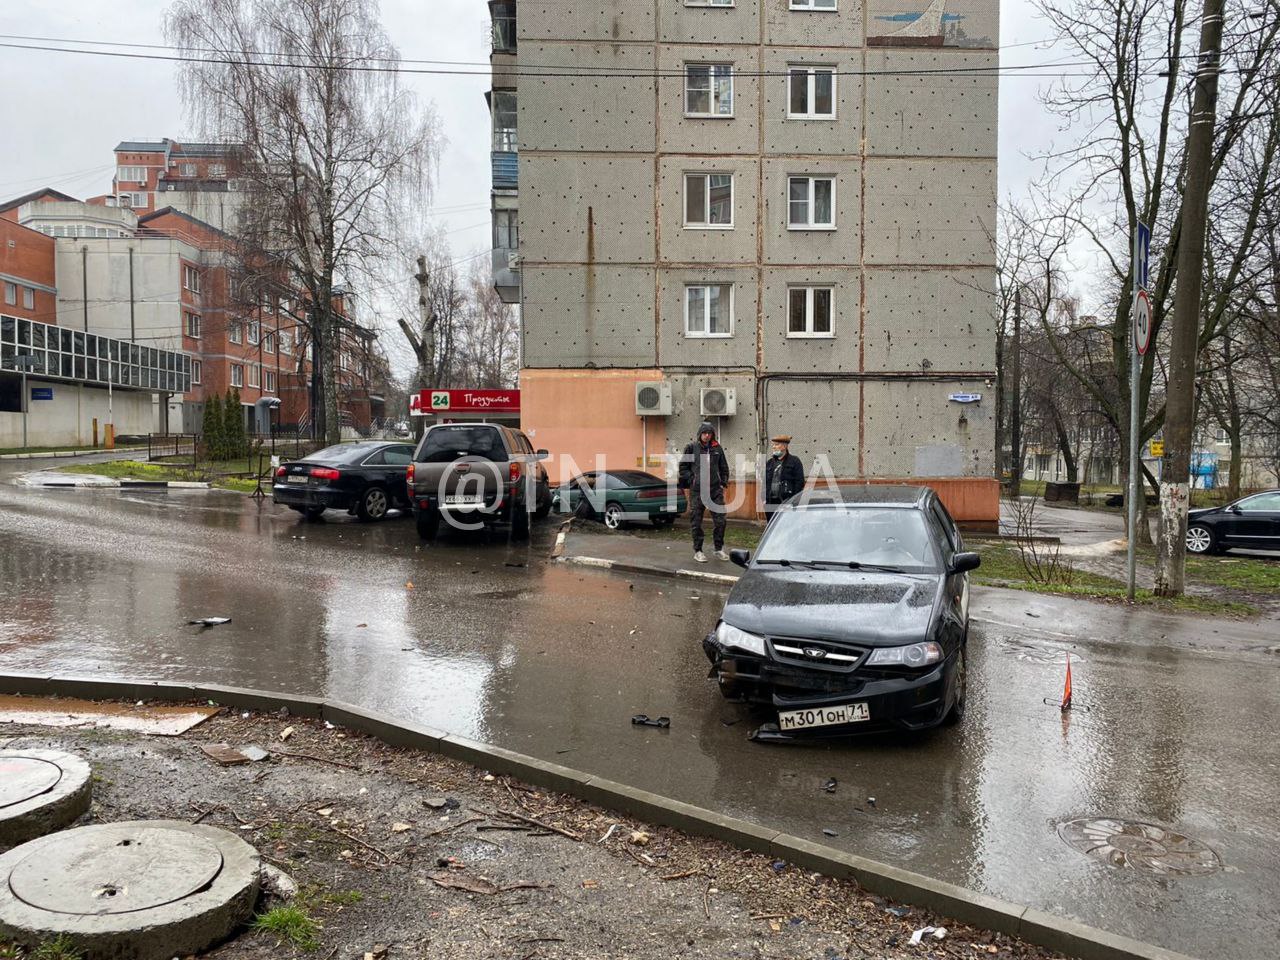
[1186,523,1216,555]
[303,507,326,521]
[603,502,625,531]
[511,504,531,540]
[416,508,439,540]
[943,646,967,727]
[357,485,389,522]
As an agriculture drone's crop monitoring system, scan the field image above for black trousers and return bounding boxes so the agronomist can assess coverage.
[689,489,727,551]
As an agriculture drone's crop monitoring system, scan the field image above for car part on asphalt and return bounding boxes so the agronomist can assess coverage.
[822,778,838,793]
[0,749,92,849]
[0,820,260,959]
[630,715,670,728]
[1057,818,1222,877]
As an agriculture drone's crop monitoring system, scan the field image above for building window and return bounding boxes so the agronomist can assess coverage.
[491,1,516,51]
[185,312,201,338]
[22,287,34,310]
[209,163,226,177]
[493,209,519,249]
[790,0,836,9]
[183,264,201,293]
[788,67,835,118]
[248,321,260,345]
[685,64,733,117]
[787,287,834,337]
[191,360,202,384]
[262,332,275,354]
[491,91,517,151]
[118,165,147,183]
[229,322,242,345]
[230,364,244,388]
[3,283,15,305]
[179,162,197,177]
[279,330,292,354]
[686,0,734,5]
[265,369,276,393]
[788,176,835,229]
[121,192,148,208]
[248,363,260,388]
[684,284,734,338]
[684,173,734,228]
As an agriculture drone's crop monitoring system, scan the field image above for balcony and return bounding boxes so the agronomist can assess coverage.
[492,152,518,190]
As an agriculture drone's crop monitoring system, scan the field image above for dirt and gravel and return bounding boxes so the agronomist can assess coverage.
[0,704,1074,960]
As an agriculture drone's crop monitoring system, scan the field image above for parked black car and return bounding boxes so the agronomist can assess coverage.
[273,441,416,521]
[703,485,980,741]
[1186,490,1280,554]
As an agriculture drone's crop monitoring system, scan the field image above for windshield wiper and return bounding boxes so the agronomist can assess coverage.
[754,558,795,567]
[795,560,907,572]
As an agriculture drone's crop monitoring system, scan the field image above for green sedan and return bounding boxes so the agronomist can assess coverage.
[552,470,687,529]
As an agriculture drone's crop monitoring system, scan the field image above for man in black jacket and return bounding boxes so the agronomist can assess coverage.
[763,435,805,515]
[678,421,729,562]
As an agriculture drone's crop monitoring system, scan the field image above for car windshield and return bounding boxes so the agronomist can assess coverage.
[608,471,664,487]
[416,426,507,463]
[310,443,381,464]
[755,507,939,572]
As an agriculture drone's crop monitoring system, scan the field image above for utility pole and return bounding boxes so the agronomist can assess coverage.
[1009,288,1023,495]
[416,255,436,388]
[1154,0,1225,597]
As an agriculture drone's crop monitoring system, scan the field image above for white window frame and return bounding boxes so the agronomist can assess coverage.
[787,66,836,119]
[684,63,734,118]
[684,284,735,338]
[787,286,835,338]
[122,192,148,208]
[248,321,260,345]
[179,162,197,177]
[230,364,244,388]
[248,363,260,388]
[118,165,148,183]
[185,312,201,339]
[229,322,243,345]
[279,330,292,355]
[209,163,226,177]
[684,172,734,229]
[685,0,734,6]
[265,369,277,393]
[789,0,837,10]
[22,287,34,310]
[191,359,202,385]
[788,175,836,230]
[4,283,15,305]
[183,264,201,293]
[262,332,275,354]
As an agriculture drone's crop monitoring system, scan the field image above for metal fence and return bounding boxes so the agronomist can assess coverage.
[147,434,197,468]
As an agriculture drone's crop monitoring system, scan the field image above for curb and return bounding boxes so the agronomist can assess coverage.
[37,479,211,490]
[0,672,1197,960]
[0,446,147,461]
[560,554,739,586]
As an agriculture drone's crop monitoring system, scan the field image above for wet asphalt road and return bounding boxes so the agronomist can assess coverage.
[1,462,1277,960]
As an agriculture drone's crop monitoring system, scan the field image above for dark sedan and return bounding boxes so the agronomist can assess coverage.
[273,441,415,521]
[552,470,687,529]
[703,485,980,741]
[1186,490,1280,555]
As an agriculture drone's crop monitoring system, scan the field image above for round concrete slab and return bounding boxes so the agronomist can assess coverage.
[0,750,92,849]
[0,820,260,959]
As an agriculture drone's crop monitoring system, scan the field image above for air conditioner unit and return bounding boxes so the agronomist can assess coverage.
[507,252,521,269]
[635,381,672,417]
[700,387,737,417]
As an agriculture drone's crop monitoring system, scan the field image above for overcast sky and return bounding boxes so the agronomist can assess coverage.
[0,0,1061,361]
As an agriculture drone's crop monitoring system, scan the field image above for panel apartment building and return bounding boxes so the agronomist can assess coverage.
[488,0,1000,522]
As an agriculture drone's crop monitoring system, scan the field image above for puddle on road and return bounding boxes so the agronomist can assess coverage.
[1057,818,1222,877]
[996,637,1083,665]
[0,695,219,736]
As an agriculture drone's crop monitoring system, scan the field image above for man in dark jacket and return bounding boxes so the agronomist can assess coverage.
[678,421,730,562]
[763,435,805,515]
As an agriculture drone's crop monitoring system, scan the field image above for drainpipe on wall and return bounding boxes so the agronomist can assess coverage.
[81,246,89,332]
[128,247,136,343]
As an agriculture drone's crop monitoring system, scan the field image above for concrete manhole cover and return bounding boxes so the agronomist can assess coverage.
[0,750,92,849]
[996,638,1080,665]
[0,821,260,960]
[1058,818,1222,876]
[10,825,224,915]
[0,758,62,810]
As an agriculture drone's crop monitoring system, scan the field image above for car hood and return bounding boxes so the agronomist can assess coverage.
[1188,506,1221,519]
[721,567,944,646]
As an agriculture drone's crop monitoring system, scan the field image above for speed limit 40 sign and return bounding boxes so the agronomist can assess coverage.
[1134,288,1153,356]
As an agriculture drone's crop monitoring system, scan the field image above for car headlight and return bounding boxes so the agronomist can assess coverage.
[866,641,943,668]
[715,622,766,657]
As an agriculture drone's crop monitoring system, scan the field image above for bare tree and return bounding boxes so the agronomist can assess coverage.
[165,0,439,443]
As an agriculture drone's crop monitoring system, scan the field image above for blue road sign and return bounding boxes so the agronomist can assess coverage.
[30,387,53,401]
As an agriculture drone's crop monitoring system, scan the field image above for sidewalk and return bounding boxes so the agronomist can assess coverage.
[0,445,146,461]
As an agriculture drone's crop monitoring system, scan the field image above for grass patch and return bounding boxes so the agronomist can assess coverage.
[214,477,262,494]
[60,460,204,482]
[253,905,321,952]
[974,545,1257,616]
[30,937,85,960]
[1146,549,1280,592]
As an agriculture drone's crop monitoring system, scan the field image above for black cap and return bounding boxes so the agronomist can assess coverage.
[698,421,716,437]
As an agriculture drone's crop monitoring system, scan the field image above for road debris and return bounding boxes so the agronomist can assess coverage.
[629,830,651,847]
[428,872,547,895]
[259,863,299,900]
[391,822,412,833]
[279,726,296,741]
[631,715,671,728]
[822,777,838,793]
[599,824,620,844]
[188,616,231,627]
[909,926,948,945]
[821,828,839,838]
[199,743,255,766]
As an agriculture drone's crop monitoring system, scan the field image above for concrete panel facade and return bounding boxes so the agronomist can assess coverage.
[657,266,758,369]
[760,266,861,373]
[0,377,156,448]
[761,48,864,156]
[864,51,998,158]
[765,0,864,47]
[764,379,861,477]
[521,265,656,368]
[517,44,655,153]
[863,159,996,266]
[862,379,995,478]
[519,155,655,264]
[762,156,861,265]
[661,2,760,46]
[657,47,761,156]
[863,268,995,372]
[516,1,654,42]
[657,157,758,264]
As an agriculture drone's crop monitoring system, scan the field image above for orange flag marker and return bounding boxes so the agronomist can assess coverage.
[1060,654,1073,711]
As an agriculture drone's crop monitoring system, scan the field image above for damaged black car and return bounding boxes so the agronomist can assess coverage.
[703,485,980,741]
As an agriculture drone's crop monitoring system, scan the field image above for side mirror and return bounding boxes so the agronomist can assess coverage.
[949,552,981,575]
[1229,504,1242,515]
[535,449,550,460]
[729,549,751,569]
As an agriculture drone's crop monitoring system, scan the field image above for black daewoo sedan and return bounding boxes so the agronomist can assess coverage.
[273,441,416,521]
[1185,490,1280,555]
[703,485,980,741]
